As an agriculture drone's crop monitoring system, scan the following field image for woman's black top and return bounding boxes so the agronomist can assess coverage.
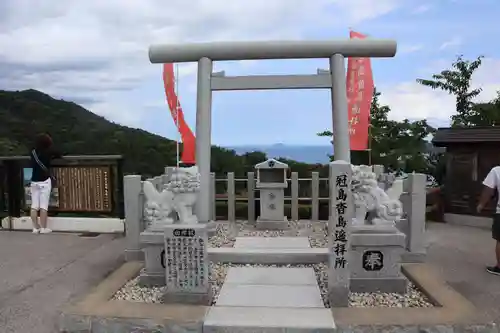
[30,148,62,182]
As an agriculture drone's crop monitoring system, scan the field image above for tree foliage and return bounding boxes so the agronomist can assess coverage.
[416,55,484,127]
[317,89,436,173]
[465,91,500,126]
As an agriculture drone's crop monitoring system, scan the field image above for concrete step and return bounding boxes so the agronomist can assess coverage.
[234,236,311,249]
[208,247,328,264]
[224,266,318,285]
[204,306,336,333]
[216,284,325,308]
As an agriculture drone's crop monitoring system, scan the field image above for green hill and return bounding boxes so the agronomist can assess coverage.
[0,89,247,177]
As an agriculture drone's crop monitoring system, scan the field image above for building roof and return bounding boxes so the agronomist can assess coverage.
[432,127,500,147]
[255,158,288,169]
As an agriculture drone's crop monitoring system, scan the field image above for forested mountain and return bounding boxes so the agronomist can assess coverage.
[0,89,265,177]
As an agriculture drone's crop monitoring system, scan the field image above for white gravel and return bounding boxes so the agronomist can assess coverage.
[208,220,328,248]
[112,262,433,308]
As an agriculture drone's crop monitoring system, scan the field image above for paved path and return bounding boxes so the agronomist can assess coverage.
[426,222,500,324]
[0,231,125,333]
[205,267,335,331]
[0,223,498,332]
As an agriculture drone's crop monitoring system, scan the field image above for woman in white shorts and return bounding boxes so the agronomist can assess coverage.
[30,133,62,234]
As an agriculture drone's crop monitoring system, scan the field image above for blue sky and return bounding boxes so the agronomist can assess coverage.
[1,0,499,146]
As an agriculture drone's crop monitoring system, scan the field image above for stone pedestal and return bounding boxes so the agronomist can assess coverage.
[349,224,407,293]
[138,229,165,287]
[255,159,289,230]
[161,224,212,305]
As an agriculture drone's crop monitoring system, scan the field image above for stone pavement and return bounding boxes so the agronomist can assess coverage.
[0,230,125,333]
[0,223,499,332]
[426,222,500,324]
[205,267,335,331]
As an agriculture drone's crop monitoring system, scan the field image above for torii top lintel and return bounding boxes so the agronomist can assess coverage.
[148,39,397,63]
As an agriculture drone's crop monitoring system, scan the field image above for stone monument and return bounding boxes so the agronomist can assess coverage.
[255,158,289,230]
[138,166,204,287]
[327,160,354,307]
[349,165,407,293]
[161,224,212,305]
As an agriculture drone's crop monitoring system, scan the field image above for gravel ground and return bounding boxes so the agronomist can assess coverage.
[112,262,434,308]
[208,220,328,248]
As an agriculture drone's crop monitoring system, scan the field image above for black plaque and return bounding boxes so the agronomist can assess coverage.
[362,250,384,271]
[173,228,196,237]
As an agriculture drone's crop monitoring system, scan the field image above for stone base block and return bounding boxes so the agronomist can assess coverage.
[161,289,212,305]
[256,217,288,230]
[138,268,165,287]
[349,225,407,293]
[350,276,408,293]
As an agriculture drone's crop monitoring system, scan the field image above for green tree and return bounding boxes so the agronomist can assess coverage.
[466,91,500,126]
[317,89,436,173]
[416,55,483,127]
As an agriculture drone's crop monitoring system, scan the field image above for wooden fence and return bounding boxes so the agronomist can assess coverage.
[123,167,428,261]
[143,166,426,222]
[0,155,124,218]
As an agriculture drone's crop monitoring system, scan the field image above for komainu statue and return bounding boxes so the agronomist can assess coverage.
[351,165,403,226]
[142,166,201,227]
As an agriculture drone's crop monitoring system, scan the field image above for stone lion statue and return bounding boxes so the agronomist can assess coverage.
[351,165,403,226]
[143,166,200,227]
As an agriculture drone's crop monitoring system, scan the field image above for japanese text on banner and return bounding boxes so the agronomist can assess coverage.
[346,31,374,151]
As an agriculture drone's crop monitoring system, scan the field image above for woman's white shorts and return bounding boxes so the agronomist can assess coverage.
[30,178,52,211]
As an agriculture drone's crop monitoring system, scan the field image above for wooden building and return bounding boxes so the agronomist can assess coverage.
[432,127,500,227]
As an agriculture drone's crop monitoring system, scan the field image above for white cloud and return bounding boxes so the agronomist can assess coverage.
[333,0,403,25]
[0,0,404,126]
[412,4,432,14]
[439,37,462,50]
[380,58,500,122]
[399,44,424,54]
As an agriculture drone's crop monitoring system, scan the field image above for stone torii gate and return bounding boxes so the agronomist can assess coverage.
[148,39,398,224]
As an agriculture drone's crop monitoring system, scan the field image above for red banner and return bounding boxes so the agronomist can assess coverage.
[346,31,374,151]
[163,63,196,164]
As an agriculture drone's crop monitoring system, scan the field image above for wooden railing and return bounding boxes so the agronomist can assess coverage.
[0,155,124,218]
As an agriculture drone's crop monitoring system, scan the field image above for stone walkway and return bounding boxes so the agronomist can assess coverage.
[0,223,499,332]
[204,267,335,331]
[426,222,500,324]
[0,231,125,333]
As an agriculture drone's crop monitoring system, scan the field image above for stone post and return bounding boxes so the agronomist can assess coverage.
[330,54,350,162]
[162,224,212,305]
[227,172,236,222]
[402,173,427,262]
[291,172,299,221]
[247,172,255,224]
[327,160,353,306]
[124,175,144,261]
[195,57,213,224]
[311,172,320,221]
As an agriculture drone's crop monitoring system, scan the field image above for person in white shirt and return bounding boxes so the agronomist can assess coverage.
[477,166,500,275]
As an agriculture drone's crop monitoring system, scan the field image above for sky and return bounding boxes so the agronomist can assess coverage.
[1,0,499,146]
